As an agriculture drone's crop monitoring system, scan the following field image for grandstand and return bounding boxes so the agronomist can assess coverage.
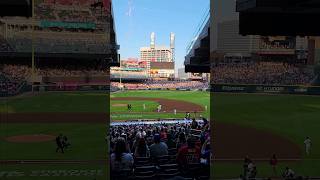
[109,119,210,180]
[0,72,28,97]
[211,61,316,85]
[0,0,119,91]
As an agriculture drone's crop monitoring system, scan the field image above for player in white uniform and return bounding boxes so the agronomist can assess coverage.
[304,137,312,155]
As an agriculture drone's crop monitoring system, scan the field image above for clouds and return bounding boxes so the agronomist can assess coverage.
[125,0,135,17]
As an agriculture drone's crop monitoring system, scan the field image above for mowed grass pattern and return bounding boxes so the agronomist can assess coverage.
[2,91,320,178]
[111,90,210,120]
[0,92,109,113]
[213,93,320,178]
[110,100,159,112]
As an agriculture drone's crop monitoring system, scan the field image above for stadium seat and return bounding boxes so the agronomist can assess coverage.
[134,165,156,180]
[154,155,177,165]
[190,129,202,136]
[180,163,202,178]
[110,169,134,180]
[135,157,153,167]
[168,148,177,155]
[158,163,180,179]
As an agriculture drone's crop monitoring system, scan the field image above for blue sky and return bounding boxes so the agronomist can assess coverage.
[112,0,209,70]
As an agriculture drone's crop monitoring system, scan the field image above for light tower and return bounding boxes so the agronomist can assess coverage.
[170,32,175,62]
[151,32,155,49]
[147,32,156,77]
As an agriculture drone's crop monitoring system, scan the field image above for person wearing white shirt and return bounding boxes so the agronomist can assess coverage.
[304,136,312,155]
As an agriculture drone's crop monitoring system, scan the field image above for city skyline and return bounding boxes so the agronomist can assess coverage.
[113,0,209,72]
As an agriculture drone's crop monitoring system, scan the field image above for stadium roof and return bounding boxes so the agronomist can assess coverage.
[237,0,320,36]
[0,0,32,17]
[184,20,210,73]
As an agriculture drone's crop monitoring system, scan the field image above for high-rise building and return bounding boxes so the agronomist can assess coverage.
[140,32,175,79]
[178,68,189,80]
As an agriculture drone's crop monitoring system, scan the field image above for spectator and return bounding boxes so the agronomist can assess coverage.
[176,132,187,150]
[270,154,278,175]
[110,138,134,172]
[191,118,198,129]
[134,137,149,158]
[283,167,295,180]
[176,136,201,167]
[149,134,168,158]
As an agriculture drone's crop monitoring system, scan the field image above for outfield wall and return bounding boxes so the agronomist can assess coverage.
[1,83,209,97]
[211,84,320,95]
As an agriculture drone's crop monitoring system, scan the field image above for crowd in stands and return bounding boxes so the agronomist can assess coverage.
[0,0,111,54]
[109,118,210,179]
[0,37,13,52]
[5,37,109,54]
[111,81,209,90]
[1,65,31,81]
[211,62,315,85]
[35,0,109,25]
[111,70,148,79]
[0,73,26,97]
[1,64,109,80]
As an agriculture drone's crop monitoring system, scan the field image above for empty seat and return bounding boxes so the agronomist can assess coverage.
[134,165,156,180]
[158,164,180,179]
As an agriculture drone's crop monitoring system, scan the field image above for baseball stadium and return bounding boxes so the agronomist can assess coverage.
[1,0,320,180]
[1,0,115,179]
[186,0,320,179]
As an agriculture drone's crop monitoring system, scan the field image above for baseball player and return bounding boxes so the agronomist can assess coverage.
[143,104,146,110]
[55,134,64,153]
[304,137,312,155]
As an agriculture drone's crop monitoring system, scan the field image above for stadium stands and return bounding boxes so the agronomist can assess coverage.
[0,72,27,97]
[111,81,209,90]
[211,61,315,85]
[0,0,119,65]
[109,119,210,180]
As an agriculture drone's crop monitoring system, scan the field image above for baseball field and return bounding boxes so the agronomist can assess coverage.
[1,90,320,179]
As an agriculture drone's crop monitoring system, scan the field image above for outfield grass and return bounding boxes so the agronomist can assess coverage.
[0,123,107,160]
[0,92,109,179]
[0,92,109,113]
[111,90,210,120]
[212,93,320,178]
[2,90,320,178]
[110,100,159,112]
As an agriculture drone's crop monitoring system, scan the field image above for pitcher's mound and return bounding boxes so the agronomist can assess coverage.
[5,134,56,143]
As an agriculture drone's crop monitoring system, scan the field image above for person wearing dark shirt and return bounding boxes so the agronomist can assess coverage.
[149,134,168,158]
[134,137,149,157]
[55,134,64,153]
[270,154,278,175]
[176,137,200,168]
[176,132,187,150]
[191,118,198,129]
